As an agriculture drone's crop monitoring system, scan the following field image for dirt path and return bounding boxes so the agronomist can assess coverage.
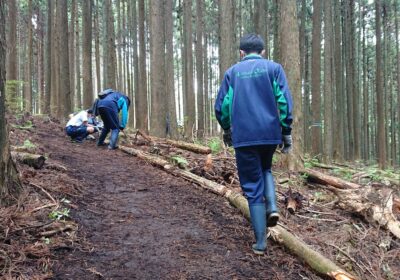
[29,124,317,280]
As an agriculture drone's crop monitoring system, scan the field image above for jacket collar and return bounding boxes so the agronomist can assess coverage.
[242,54,263,61]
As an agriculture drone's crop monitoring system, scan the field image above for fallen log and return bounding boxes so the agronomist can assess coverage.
[120,145,356,280]
[11,151,46,169]
[132,131,212,154]
[302,168,360,189]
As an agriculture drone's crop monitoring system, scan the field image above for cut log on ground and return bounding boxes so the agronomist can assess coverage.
[120,145,356,280]
[11,151,46,169]
[131,131,212,154]
[302,168,360,189]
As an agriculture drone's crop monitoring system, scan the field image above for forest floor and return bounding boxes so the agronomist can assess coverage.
[1,115,399,280]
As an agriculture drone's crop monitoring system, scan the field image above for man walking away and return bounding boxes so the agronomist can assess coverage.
[215,34,293,255]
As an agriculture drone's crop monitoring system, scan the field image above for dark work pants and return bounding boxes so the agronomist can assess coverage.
[235,145,277,205]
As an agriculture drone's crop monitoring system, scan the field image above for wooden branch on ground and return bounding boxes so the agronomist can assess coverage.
[312,163,399,186]
[302,169,400,239]
[120,145,356,280]
[302,168,360,189]
[132,131,212,154]
[11,151,46,169]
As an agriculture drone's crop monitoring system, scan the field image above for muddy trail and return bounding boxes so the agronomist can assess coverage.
[9,118,316,280]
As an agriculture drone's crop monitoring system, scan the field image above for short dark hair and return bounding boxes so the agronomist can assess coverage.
[87,109,93,114]
[239,33,265,54]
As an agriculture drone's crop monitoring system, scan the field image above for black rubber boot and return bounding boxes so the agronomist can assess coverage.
[264,171,279,227]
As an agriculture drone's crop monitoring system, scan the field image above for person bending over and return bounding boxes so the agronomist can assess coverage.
[96,89,130,150]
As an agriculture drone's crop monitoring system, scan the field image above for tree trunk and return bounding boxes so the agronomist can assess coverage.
[333,0,344,161]
[323,1,333,163]
[24,0,33,113]
[183,0,195,138]
[44,0,52,115]
[69,0,76,110]
[137,0,148,132]
[395,0,400,167]
[58,0,71,118]
[82,0,93,109]
[103,0,117,89]
[311,0,322,156]
[50,0,58,116]
[375,0,386,169]
[165,0,177,138]
[0,1,22,205]
[94,0,101,94]
[131,0,139,128]
[195,0,205,138]
[279,0,303,170]
[75,0,82,108]
[6,0,18,83]
[219,0,235,80]
[149,0,166,137]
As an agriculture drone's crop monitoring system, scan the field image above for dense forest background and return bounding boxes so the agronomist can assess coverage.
[4,0,399,169]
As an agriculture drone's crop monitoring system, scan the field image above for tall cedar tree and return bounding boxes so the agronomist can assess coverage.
[279,0,303,170]
[0,1,22,205]
[375,0,386,168]
[149,0,166,137]
[58,0,72,118]
[44,0,51,114]
[195,0,205,138]
[103,0,117,89]
[323,1,334,163]
[165,0,177,138]
[136,0,148,132]
[24,0,33,112]
[311,0,322,156]
[183,0,195,138]
[82,0,93,108]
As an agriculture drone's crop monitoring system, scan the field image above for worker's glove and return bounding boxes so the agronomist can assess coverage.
[223,129,233,147]
[281,134,292,154]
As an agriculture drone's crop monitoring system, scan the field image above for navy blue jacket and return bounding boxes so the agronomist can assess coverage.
[97,91,130,129]
[215,54,293,148]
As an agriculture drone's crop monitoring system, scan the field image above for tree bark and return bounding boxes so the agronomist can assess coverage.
[69,0,76,110]
[94,0,101,94]
[183,0,195,138]
[103,0,117,89]
[6,0,18,83]
[149,0,166,137]
[311,0,322,156]
[164,0,177,138]
[195,0,205,138]
[137,0,148,132]
[323,1,333,163]
[58,0,71,118]
[82,0,93,109]
[375,0,386,169]
[333,0,344,161]
[24,0,33,113]
[279,0,303,170]
[75,0,82,108]
[0,1,22,205]
[11,152,46,169]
